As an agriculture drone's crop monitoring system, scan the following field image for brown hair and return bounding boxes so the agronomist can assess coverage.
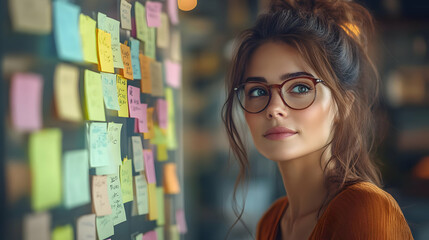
[222,0,383,235]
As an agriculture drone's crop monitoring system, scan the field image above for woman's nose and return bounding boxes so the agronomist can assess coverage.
[265,89,288,119]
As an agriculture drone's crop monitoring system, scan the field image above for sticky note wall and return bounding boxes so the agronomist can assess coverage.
[2,0,186,239]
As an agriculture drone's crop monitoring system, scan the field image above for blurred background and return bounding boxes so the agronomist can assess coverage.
[180,0,429,239]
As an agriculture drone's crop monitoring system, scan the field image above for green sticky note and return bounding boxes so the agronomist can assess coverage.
[29,129,62,211]
[63,149,90,209]
[96,215,114,240]
[107,174,127,225]
[79,14,98,64]
[120,158,134,203]
[101,73,120,111]
[145,27,156,59]
[89,122,110,168]
[165,88,177,150]
[156,187,165,226]
[135,2,148,43]
[52,224,74,240]
[135,175,149,215]
[150,125,167,145]
[95,122,122,175]
[170,225,180,240]
[156,226,164,240]
[84,70,106,121]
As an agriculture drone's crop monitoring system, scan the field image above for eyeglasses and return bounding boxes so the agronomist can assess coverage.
[234,75,325,114]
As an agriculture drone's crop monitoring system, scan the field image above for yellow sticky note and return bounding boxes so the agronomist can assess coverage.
[144,107,155,139]
[116,75,129,117]
[166,88,177,149]
[29,129,62,211]
[135,1,148,43]
[52,224,73,240]
[163,163,180,194]
[147,183,158,220]
[120,158,134,203]
[54,64,82,122]
[150,124,167,145]
[84,70,106,121]
[156,187,165,226]
[97,29,114,73]
[120,43,133,80]
[140,54,152,94]
[157,144,168,161]
[79,14,98,64]
[157,13,169,49]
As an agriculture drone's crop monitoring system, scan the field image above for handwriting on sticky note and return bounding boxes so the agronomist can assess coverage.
[84,70,106,121]
[165,60,182,88]
[176,209,188,233]
[143,149,156,183]
[10,0,51,34]
[156,187,165,226]
[96,215,114,240]
[120,44,134,80]
[130,38,142,79]
[98,14,123,69]
[166,88,178,149]
[147,183,158,220]
[128,85,148,133]
[97,29,115,73]
[101,73,121,110]
[146,1,162,27]
[23,212,50,240]
[29,129,62,211]
[120,0,132,30]
[108,122,122,165]
[52,224,74,240]
[120,158,134,203]
[135,2,148,42]
[54,64,82,122]
[144,107,155,139]
[116,75,129,117]
[145,27,156,59]
[150,61,164,96]
[79,14,98,64]
[92,175,112,216]
[11,73,43,132]
[107,174,127,225]
[89,122,110,167]
[143,230,157,240]
[63,150,90,209]
[131,136,145,172]
[167,0,179,25]
[156,99,168,129]
[77,214,96,240]
[140,54,152,93]
[164,163,180,194]
[135,175,149,215]
[157,13,169,48]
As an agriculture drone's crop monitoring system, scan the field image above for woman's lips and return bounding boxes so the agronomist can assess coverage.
[263,127,297,140]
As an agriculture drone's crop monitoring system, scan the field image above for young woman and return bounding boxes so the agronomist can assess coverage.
[222,0,414,239]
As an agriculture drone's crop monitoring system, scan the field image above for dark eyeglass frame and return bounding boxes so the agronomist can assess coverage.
[234,75,326,114]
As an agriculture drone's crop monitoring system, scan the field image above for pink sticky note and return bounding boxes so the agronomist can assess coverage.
[156,99,168,129]
[138,103,148,133]
[176,209,188,234]
[128,86,148,133]
[146,1,162,27]
[143,149,156,184]
[165,60,181,88]
[143,230,157,240]
[167,0,179,24]
[131,17,136,38]
[10,73,43,131]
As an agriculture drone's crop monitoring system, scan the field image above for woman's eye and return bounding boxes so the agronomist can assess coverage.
[248,88,267,97]
[291,84,311,94]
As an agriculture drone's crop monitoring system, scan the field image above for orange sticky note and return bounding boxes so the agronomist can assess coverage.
[147,183,158,220]
[163,163,180,194]
[92,175,112,216]
[144,107,155,139]
[120,43,133,80]
[97,29,114,73]
[140,54,152,93]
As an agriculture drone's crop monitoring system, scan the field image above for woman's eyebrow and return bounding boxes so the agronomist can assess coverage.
[244,72,314,83]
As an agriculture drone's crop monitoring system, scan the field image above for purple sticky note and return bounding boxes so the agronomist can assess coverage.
[128,85,148,133]
[165,60,181,88]
[146,1,162,27]
[10,73,43,131]
[131,17,136,38]
[143,150,156,184]
[167,0,179,25]
[176,209,188,234]
[156,99,168,129]
[143,230,157,240]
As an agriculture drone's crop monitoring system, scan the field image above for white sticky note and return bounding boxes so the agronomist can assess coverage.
[132,136,144,172]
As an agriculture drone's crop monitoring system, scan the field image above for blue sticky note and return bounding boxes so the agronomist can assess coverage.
[130,38,142,79]
[53,1,83,62]
[101,73,120,110]
[89,122,110,167]
[63,149,90,209]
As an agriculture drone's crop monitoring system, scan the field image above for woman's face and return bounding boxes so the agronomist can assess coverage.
[243,41,338,162]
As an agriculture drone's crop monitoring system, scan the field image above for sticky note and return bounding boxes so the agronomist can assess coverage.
[143,149,156,184]
[156,187,165,226]
[145,27,156,59]
[130,38,142,79]
[10,73,43,132]
[170,225,180,240]
[157,13,169,48]
[107,174,127,225]
[150,61,164,96]
[170,31,182,62]
[140,54,152,93]
[98,13,124,69]
[147,183,158,220]
[165,60,181,88]
[92,175,112,216]
[132,136,144,172]
[167,0,179,25]
[157,144,168,161]
[79,14,98,64]
[135,2,148,42]
[155,227,164,240]
[144,108,155,140]
[146,1,162,27]
[135,175,149,215]
[52,224,74,240]
[29,129,62,211]
[166,88,177,149]
[101,73,121,110]
[84,70,106,121]
[97,29,114,73]
[163,163,180,194]
[156,99,168,129]
[136,233,143,240]
[120,43,134,80]
[128,85,148,133]
[116,75,129,117]
[53,1,83,62]
[54,64,82,122]
[89,122,110,167]
[176,209,188,234]
[96,215,114,240]
[9,0,51,34]
[63,150,90,209]
[120,0,132,30]
[77,214,96,240]
[120,158,134,203]
[23,212,50,240]
[143,230,157,240]
[95,123,120,175]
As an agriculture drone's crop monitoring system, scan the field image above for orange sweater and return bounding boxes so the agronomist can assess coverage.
[256,182,414,239]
